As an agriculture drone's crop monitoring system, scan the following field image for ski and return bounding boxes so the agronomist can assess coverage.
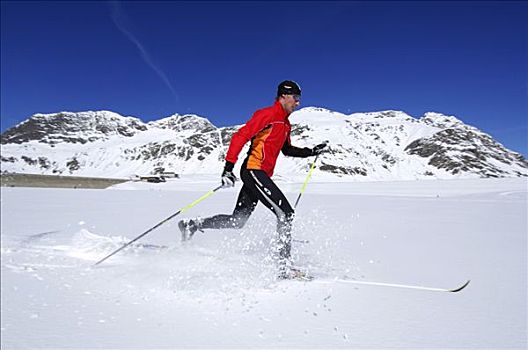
[279,274,314,282]
[314,278,471,293]
[131,243,169,250]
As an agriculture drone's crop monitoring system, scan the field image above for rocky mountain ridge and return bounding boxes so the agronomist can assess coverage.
[1,108,527,181]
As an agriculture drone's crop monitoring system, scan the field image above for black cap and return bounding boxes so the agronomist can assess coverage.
[277,80,301,97]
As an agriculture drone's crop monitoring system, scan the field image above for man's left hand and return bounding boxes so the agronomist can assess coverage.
[311,142,328,156]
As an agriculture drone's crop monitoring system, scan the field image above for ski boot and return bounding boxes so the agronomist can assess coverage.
[278,266,313,281]
[277,260,313,281]
[178,218,203,242]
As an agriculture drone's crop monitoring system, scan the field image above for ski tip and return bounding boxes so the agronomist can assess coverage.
[449,279,471,293]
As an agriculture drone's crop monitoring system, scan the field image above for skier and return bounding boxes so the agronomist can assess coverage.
[178,80,327,278]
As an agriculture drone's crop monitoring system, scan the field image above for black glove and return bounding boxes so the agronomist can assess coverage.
[221,161,237,188]
[311,142,328,156]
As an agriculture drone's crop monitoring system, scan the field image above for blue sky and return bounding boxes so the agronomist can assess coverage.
[1,1,527,155]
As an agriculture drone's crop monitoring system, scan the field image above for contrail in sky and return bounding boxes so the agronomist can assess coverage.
[109,1,179,102]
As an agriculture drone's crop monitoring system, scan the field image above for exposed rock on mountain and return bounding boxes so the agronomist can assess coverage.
[1,108,526,181]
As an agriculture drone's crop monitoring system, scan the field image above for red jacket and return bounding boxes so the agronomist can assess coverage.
[226,101,311,177]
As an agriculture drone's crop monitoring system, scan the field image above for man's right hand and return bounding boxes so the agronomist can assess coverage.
[221,161,236,187]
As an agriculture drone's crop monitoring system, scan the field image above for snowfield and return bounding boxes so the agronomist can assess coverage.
[1,176,526,348]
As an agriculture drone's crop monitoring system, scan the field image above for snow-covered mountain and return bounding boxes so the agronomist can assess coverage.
[1,108,527,181]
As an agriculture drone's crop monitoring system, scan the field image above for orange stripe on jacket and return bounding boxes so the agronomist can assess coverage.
[246,126,272,169]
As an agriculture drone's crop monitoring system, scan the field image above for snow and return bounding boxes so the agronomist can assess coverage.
[4,108,526,180]
[1,177,527,348]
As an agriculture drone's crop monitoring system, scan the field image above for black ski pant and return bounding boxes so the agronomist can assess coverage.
[201,168,294,261]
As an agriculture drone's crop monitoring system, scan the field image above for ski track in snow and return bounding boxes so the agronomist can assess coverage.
[1,178,527,348]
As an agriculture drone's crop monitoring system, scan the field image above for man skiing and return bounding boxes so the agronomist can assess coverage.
[178,80,327,278]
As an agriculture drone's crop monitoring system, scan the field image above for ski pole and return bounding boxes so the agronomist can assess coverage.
[94,184,223,266]
[294,154,319,209]
[292,155,320,244]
